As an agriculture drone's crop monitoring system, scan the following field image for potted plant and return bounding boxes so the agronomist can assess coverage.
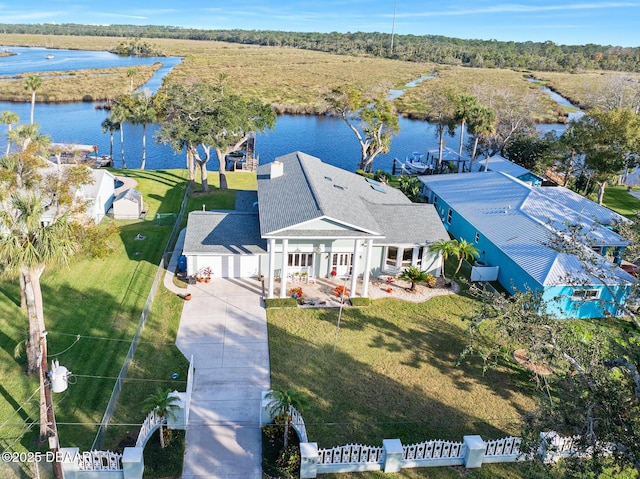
[333,285,349,301]
[289,287,303,300]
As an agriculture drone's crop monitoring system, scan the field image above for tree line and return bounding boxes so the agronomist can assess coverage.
[1,23,640,73]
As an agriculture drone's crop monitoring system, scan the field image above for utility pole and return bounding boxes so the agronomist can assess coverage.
[390,0,398,55]
[39,331,63,479]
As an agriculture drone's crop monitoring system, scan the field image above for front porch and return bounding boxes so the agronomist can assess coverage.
[269,274,457,306]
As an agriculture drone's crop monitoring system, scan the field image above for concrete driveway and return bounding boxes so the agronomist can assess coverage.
[176,277,270,479]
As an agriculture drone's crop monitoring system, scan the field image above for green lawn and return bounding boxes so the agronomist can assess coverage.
[603,185,640,218]
[0,168,193,478]
[267,287,539,449]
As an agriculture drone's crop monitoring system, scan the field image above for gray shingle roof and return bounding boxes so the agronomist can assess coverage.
[368,204,449,245]
[183,211,267,255]
[257,152,414,238]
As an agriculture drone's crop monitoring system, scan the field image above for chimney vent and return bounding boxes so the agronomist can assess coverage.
[270,161,284,179]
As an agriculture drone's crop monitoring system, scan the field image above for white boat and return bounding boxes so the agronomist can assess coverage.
[402,152,432,174]
[45,54,54,60]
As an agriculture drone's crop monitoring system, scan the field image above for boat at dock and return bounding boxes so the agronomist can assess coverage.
[395,147,468,175]
[396,151,435,175]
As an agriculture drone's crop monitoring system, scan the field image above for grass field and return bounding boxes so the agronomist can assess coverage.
[531,70,640,111]
[0,64,160,103]
[0,32,618,119]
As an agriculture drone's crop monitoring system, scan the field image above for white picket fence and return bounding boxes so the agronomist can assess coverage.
[60,356,195,479]
[259,391,604,478]
[318,444,384,465]
[290,405,308,443]
[135,408,165,448]
[298,432,595,477]
[403,439,465,462]
[77,450,123,471]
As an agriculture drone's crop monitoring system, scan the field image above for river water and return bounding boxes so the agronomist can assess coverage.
[0,46,573,172]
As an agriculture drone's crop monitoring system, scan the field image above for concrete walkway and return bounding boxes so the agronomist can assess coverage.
[167,231,270,478]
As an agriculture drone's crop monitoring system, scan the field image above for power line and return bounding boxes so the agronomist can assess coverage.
[71,373,186,383]
[0,387,40,432]
[50,331,176,346]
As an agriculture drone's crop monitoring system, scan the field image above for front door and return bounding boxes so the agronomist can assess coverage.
[331,253,353,277]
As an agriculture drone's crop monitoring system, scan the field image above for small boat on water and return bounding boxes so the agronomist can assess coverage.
[401,152,433,174]
[45,54,55,60]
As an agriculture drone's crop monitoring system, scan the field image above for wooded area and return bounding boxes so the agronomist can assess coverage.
[1,23,639,73]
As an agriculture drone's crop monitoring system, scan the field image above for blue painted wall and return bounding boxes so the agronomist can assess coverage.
[427,190,630,319]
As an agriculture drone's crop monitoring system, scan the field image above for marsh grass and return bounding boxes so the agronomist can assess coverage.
[0,33,592,119]
[0,64,161,102]
[2,33,632,120]
[395,65,564,122]
[532,70,640,111]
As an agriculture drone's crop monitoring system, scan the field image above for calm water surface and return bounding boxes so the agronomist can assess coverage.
[0,47,570,172]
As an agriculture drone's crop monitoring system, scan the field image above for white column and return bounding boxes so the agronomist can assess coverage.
[350,240,360,297]
[280,239,289,298]
[267,238,276,298]
[361,239,374,298]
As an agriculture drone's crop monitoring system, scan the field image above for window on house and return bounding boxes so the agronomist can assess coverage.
[385,246,398,269]
[433,196,438,208]
[402,248,413,268]
[288,253,313,268]
[447,208,452,224]
[475,232,480,243]
[415,246,425,267]
[572,289,600,300]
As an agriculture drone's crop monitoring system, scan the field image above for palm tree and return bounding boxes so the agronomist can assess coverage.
[0,192,76,375]
[109,98,131,169]
[467,105,496,172]
[129,91,157,169]
[0,110,20,155]
[101,116,120,161]
[453,239,479,278]
[142,387,179,448]
[429,239,458,282]
[454,93,479,170]
[400,266,429,291]
[266,387,308,448]
[23,75,43,124]
[5,124,50,196]
[126,68,137,92]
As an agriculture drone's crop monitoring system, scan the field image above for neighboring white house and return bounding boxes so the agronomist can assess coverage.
[182,151,449,298]
[79,168,116,223]
[40,162,115,224]
[113,189,144,220]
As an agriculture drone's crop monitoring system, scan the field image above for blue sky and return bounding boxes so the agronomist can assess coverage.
[2,1,639,47]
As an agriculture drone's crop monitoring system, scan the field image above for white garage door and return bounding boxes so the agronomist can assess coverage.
[218,255,261,278]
